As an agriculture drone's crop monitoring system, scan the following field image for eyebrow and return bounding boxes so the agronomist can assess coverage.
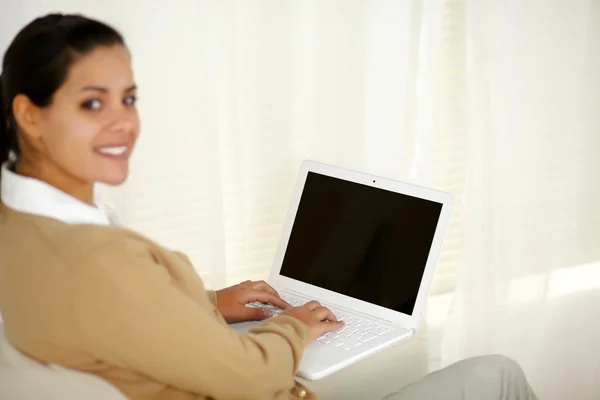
[80,84,137,93]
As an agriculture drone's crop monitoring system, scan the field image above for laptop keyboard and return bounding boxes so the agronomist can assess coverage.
[246,293,393,351]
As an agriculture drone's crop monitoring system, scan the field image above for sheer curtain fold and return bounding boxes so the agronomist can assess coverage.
[441,1,600,399]
[185,0,443,286]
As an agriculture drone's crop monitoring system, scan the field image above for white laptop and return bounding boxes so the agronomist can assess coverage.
[230,160,453,381]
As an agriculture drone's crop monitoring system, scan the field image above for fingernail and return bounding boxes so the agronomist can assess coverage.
[264,310,273,318]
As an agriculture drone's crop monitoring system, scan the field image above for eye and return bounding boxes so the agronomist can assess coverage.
[82,99,102,110]
[123,95,137,106]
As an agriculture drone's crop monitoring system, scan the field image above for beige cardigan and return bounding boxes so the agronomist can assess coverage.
[0,203,315,399]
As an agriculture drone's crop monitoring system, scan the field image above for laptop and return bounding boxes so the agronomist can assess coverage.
[230,160,453,380]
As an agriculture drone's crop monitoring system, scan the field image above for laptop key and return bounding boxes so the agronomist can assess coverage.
[338,336,359,346]
[360,332,378,342]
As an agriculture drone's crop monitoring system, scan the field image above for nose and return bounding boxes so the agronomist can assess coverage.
[109,112,137,135]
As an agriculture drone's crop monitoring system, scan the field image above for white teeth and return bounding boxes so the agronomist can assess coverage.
[97,146,127,156]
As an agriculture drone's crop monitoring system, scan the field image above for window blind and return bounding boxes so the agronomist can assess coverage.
[429,0,467,296]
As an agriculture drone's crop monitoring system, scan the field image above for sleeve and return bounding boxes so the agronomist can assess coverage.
[169,249,218,307]
[70,238,309,400]
[205,289,218,307]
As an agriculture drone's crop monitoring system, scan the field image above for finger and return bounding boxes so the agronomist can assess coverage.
[232,307,272,323]
[317,320,345,335]
[249,280,279,297]
[304,300,321,311]
[247,290,290,310]
[313,306,338,322]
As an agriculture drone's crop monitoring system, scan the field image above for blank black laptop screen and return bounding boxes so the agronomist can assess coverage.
[279,172,443,315]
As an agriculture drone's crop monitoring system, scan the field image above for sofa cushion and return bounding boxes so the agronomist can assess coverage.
[0,326,127,400]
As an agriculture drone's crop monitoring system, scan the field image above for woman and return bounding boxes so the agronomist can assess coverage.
[0,13,538,400]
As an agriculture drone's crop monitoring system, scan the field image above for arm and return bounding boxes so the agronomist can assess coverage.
[70,238,308,400]
[170,249,218,307]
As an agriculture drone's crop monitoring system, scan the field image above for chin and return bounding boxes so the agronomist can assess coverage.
[99,172,129,186]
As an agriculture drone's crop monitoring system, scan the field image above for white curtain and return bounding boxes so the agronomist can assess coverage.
[440,1,600,399]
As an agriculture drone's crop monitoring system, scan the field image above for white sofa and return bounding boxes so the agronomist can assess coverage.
[0,324,428,400]
[0,326,127,400]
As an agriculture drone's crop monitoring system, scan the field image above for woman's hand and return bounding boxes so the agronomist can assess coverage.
[282,300,344,342]
[215,280,290,323]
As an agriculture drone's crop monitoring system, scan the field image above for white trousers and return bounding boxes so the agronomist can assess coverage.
[382,355,539,400]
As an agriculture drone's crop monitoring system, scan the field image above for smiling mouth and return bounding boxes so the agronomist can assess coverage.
[95,145,129,157]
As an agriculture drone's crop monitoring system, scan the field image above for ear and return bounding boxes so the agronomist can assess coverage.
[12,94,43,142]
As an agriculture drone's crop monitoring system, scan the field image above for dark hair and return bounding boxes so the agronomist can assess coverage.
[0,13,125,174]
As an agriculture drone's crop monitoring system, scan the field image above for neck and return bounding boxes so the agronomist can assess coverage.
[14,159,95,206]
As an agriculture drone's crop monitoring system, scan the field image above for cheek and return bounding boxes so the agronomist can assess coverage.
[131,113,141,140]
[45,116,102,174]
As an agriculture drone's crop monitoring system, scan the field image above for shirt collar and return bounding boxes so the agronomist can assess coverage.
[0,162,113,226]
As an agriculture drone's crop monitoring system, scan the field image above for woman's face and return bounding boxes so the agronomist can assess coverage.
[34,44,139,186]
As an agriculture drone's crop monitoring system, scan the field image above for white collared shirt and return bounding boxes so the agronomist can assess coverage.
[0,163,119,226]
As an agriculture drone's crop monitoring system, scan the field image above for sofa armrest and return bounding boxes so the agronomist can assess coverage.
[0,326,127,400]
